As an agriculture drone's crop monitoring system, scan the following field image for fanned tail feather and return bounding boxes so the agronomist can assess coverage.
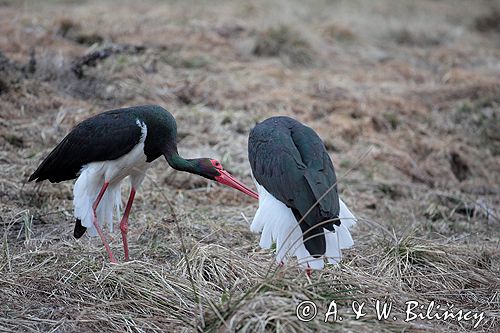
[251,181,357,269]
[73,166,121,237]
[339,198,357,229]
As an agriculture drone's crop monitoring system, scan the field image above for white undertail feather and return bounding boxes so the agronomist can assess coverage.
[73,120,149,237]
[251,181,357,270]
[74,171,121,236]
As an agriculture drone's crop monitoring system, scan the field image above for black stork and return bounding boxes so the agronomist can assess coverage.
[29,105,258,263]
[248,116,356,271]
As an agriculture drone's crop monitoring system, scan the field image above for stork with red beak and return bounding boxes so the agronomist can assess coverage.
[248,116,356,271]
[29,105,258,263]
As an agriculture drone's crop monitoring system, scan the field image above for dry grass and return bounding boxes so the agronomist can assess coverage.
[1,0,499,332]
[253,25,315,66]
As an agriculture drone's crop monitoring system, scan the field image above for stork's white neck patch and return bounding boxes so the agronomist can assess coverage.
[136,119,147,142]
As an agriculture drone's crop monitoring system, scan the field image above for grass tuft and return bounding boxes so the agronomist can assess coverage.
[253,25,314,66]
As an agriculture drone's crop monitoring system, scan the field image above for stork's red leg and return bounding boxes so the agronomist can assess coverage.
[92,182,117,264]
[306,263,312,278]
[276,261,285,278]
[120,188,136,261]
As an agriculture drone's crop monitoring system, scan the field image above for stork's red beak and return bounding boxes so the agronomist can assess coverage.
[215,170,259,200]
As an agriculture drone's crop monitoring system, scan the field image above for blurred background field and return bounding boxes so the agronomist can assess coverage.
[0,0,499,332]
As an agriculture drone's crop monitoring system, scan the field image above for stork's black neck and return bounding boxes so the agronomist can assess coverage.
[165,151,195,172]
[164,151,218,180]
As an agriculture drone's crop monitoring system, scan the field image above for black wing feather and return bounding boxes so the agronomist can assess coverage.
[29,110,143,183]
[248,116,340,256]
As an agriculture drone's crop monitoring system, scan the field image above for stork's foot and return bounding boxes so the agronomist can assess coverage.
[92,220,117,264]
[102,238,118,264]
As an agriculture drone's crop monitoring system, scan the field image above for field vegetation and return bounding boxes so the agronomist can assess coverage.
[0,0,499,332]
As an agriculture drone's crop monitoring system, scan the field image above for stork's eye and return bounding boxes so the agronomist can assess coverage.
[210,159,222,169]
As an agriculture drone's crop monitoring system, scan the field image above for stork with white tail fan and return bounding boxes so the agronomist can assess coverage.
[29,105,258,263]
[248,116,357,273]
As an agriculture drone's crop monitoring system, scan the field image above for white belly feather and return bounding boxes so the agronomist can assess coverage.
[73,120,150,237]
[251,180,357,270]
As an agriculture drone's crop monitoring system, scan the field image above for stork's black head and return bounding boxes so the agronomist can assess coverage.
[192,158,223,180]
